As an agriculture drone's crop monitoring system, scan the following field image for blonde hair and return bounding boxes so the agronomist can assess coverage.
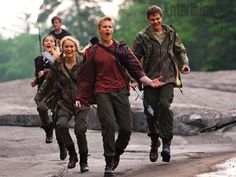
[97,16,114,29]
[60,36,80,51]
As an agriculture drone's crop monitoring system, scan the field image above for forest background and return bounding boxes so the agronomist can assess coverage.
[0,0,235,82]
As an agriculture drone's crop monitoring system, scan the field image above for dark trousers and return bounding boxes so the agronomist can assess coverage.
[36,99,66,144]
[96,88,132,158]
[55,106,89,155]
[144,84,174,141]
[36,98,51,127]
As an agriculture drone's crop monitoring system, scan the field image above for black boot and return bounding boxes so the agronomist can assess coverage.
[161,139,171,162]
[67,145,78,169]
[113,148,123,170]
[58,143,67,160]
[80,153,89,173]
[104,156,114,176]
[149,138,160,162]
[42,123,53,144]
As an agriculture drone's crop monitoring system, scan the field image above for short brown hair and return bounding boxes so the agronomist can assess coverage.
[97,16,114,29]
[146,5,163,19]
[51,16,62,24]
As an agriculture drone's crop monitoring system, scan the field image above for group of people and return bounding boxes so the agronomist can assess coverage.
[32,5,190,176]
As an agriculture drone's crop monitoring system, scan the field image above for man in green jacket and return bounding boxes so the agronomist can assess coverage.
[132,5,190,163]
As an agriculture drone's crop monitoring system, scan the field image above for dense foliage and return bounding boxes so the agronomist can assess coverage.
[0,34,39,82]
[115,0,236,71]
[0,0,235,82]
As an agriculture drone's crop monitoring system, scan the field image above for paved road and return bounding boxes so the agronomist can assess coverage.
[1,126,236,177]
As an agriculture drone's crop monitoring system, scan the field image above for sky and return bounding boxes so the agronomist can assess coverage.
[0,0,43,38]
[0,0,123,39]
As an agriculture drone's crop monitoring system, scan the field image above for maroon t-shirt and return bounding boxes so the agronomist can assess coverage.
[93,43,126,93]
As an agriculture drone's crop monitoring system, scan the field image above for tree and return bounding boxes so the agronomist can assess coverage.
[37,0,107,46]
[0,34,38,82]
[114,0,165,47]
[164,0,236,70]
[115,0,236,71]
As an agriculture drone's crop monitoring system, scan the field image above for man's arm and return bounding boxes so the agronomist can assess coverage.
[174,33,190,69]
[132,32,145,61]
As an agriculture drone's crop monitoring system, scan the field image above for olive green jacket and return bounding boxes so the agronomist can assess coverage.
[35,54,83,112]
[132,24,189,87]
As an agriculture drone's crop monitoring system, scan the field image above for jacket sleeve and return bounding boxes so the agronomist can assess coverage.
[76,49,96,105]
[34,66,56,103]
[174,33,189,67]
[34,56,45,84]
[120,45,146,82]
[132,32,144,60]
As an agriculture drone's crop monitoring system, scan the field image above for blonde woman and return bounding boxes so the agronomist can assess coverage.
[35,36,90,172]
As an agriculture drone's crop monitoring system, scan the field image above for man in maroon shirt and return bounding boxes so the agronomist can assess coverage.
[76,16,165,176]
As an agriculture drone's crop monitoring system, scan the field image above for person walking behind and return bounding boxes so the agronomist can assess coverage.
[32,34,67,161]
[132,5,190,163]
[35,36,90,173]
[49,15,71,47]
[76,16,165,176]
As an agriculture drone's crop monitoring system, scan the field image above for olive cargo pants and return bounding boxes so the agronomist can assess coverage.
[144,83,174,141]
[96,88,132,158]
[55,106,90,155]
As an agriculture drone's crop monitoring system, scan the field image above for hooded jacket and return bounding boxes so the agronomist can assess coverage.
[132,24,189,87]
[35,54,83,111]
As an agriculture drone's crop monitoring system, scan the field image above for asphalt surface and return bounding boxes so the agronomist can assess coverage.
[1,126,236,177]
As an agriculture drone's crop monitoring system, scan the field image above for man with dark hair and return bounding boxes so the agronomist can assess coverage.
[132,5,190,163]
[49,15,71,47]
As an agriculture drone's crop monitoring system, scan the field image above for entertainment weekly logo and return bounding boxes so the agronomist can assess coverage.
[164,3,234,20]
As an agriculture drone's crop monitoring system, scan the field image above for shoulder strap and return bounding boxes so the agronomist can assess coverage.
[97,42,127,69]
[97,43,116,56]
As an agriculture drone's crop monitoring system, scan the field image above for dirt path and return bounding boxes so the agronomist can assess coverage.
[122,152,236,177]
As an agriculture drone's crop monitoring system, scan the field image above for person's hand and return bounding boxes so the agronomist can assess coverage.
[38,71,44,78]
[130,82,139,89]
[150,76,166,88]
[181,64,190,74]
[52,47,61,60]
[31,77,37,87]
[75,100,82,109]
